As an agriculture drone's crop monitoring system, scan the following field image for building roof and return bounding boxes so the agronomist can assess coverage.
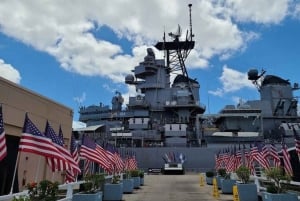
[73,124,104,132]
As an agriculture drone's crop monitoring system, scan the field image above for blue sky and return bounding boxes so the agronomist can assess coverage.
[0,0,300,127]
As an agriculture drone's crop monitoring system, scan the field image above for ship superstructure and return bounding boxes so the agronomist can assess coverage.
[79,4,206,147]
[201,69,300,143]
[76,5,300,179]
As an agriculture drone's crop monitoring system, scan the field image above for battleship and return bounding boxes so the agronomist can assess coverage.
[75,4,300,178]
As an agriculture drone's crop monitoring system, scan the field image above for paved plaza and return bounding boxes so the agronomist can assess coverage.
[123,173,233,201]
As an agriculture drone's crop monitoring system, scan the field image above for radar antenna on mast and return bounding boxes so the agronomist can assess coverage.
[169,24,182,40]
[155,4,196,100]
[155,4,195,76]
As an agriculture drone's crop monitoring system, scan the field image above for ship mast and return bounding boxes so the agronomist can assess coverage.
[155,4,196,100]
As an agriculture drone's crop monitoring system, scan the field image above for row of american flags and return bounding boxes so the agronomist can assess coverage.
[215,134,300,176]
[0,106,138,183]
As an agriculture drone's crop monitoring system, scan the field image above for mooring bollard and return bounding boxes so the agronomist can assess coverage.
[212,177,219,198]
[233,185,240,201]
[199,173,204,187]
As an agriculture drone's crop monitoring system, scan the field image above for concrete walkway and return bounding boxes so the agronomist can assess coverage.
[123,173,233,201]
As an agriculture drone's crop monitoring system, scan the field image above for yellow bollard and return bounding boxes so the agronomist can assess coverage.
[199,173,204,186]
[233,185,240,201]
[212,177,220,198]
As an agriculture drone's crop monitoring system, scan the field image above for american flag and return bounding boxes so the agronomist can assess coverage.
[0,106,7,161]
[95,144,114,172]
[45,122,80,175]
[243,145,251,169]
[124,150,137,170]
[235,145,243,170]
[281,139,293,176]
[214,151,222,170]
[45,122,68,171]
[65,133,80,183]
[45,121,81,174]
[19,114,66,161]
[292,126,300,158]
[80,135,111,171]
[226,147,236,172]
[105,143,124,173]
[250,143,269,169]
[262,143,280,167]
[83,159,92,176]
[217,149,227,169]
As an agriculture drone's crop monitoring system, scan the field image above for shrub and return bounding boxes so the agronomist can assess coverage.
[112,175,120,184]
[235,166,250,184]
[266,184,277,194]
[139,170,144,178]
[24,180,59,201]
[217,168,226,177]
[83,173,105,193]
[130,170,140,177]
[264,167,291,193]
[123,170,131,179]
[205,171,215,177]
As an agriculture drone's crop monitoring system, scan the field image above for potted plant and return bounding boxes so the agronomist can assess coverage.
[205,170,215,185]
[221,173,236,194]
[122,171,134,193]
[139,170,145,186]
[103,174,123,201]
[235,166,258,201]
[261,167,298,201]
[15,180,59,201]
[73,173,105,201]
[216,168,226,189]
[130,169,141,189]
[22,180,59,201]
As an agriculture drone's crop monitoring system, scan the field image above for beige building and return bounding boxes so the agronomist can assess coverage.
[0,76,73,195]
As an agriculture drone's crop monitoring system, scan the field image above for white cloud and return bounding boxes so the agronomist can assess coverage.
[224,0,289,24]
[0,0,292,85]
[208,65,255,96]
[73,92,86,106]
[0,59,21,84]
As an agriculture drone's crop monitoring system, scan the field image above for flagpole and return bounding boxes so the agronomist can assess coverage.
[10,151,21,194]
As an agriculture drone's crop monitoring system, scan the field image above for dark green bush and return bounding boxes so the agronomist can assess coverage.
[266,184,277,194]
[205,171,215,177]
[130,170,140,177]
[217,168,226,177]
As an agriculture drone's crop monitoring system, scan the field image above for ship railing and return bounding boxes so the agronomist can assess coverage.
[0,190,29,201]
[253,175,300,199]
[57,180,86,201]
[57,175,114,201]
[0,175,115,201]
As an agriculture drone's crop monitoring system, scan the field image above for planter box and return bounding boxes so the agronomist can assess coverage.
[72,191,102,201]
[221,179,236,194]
[132,177,141,189]
[206,177,214,185]
[216,176,224,189]
[140,177,144,185]
[262,192,298,201]
[122,179,134,193]
[103,183,123,201]
[237,183,258,201]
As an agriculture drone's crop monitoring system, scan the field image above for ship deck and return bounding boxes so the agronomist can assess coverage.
[123,173,234,201]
